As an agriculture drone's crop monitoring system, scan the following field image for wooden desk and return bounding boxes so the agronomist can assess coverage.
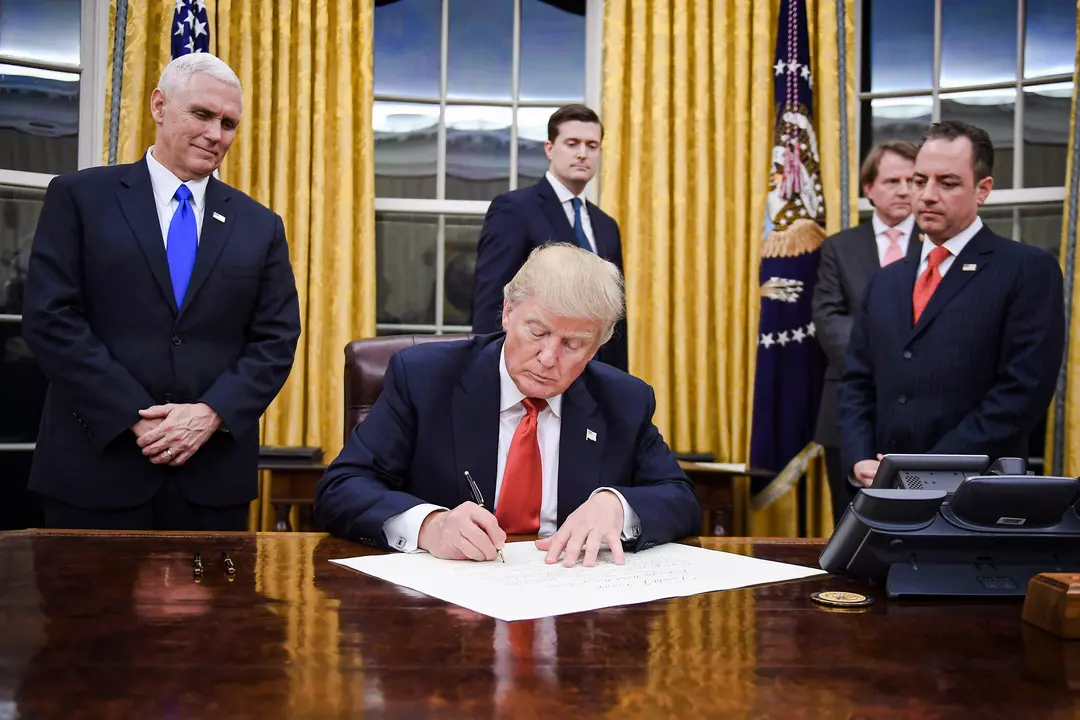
[2,531,1075,718]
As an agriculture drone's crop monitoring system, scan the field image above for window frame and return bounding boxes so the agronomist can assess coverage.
[0,0,109,452]
[373,0,604,336]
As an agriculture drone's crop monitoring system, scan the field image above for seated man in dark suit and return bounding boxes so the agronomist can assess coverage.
[471,104,628,371]
[840,120,1065,486]
[317,244,700,566]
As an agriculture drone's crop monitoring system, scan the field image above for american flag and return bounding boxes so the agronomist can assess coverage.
[749,0,827,488]
[172,0,210,59]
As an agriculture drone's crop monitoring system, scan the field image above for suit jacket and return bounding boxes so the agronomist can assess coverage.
[314,334,700,550]
[838,225,1065,476]
[471,177,628,371]
[812,221,922,447]
[22,160,301,509]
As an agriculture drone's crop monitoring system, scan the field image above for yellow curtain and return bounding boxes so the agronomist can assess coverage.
[601,0,854,537]
[105,1,376,529]
[1045,8,1080,478]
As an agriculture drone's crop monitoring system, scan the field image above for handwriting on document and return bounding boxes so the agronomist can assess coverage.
[330,541,826,621]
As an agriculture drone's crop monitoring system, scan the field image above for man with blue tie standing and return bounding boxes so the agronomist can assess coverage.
[22,53,301,530]
[471,105,628,371]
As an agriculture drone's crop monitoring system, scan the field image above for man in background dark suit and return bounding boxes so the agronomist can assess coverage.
[812,141,920,525]
[471,104,628,371]
[317,244,699,567]
[840,121,1065,487]
[22,53,300,530]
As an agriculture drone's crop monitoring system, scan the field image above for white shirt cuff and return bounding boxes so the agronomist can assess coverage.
[592,487,642,541]
[382,503,446,553]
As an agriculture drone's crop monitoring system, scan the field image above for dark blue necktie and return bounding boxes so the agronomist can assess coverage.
[167,184,197,308]
[570,197,592,252]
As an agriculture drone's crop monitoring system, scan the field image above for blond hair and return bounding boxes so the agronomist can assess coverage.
[503,243,624,343]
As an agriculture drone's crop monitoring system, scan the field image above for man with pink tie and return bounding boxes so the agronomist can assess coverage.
[812,141,921,526]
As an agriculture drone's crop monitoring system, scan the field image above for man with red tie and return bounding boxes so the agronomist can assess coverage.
[812,141,920,525]
[839,120,1065,487]
[316,244,700,566]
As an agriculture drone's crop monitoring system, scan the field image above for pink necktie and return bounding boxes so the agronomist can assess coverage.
[882,228,904,266]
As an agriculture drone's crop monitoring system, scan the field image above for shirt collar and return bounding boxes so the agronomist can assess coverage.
[499,343,563,418]
[871,212,915,237]
[920,216,984,263]
[545,170,583,206]
[146,146,210,210]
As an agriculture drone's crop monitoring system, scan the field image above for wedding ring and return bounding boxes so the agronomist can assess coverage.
[164,448,173,459]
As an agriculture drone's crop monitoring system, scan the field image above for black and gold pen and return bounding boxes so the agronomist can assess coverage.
[222,551,236,575]
[464,470,505,563]
[192,552,204,577]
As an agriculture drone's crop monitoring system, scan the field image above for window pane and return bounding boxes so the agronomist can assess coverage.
[0,185,43,315]
[865,0,933,92]
[0,65,79,175]
[520,0,586,101]
[940,89,1015,189]
[862,97,931,180]
[446,105,512,200]
[941,0,1018,87]
[1019,205,1064,262]
[980,206,1015,240]
[374,101,439,199]
[447,0,513,100]
[444,214,484,327]
[1024,83,1072,188]
[0,0,81,66]
[516,106,559,190]
[376,213,438,325]
[0,320,49,444]
[1025,0,1078,79]
[374,0,441,98]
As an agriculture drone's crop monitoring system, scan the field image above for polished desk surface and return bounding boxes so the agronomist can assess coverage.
[1,532,1078,719]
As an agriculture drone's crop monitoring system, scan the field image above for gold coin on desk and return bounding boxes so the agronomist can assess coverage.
[810,590,874,608]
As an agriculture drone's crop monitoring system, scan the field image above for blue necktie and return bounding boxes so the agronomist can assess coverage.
[167,185,197,308]
[570,197,592,252]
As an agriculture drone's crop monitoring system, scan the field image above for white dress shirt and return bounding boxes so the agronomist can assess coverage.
[917,216,983,278]
[383,346,642,553]
[871,212,915,266]
[545,170,597,253]
[146,146,209,247]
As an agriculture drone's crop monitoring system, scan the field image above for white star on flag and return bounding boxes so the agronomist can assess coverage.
[792,327,806,343]
[194,19,207,37]
[761,333,775,348]
[773,60,786,75]
[806,322,816,337]
[777,331,790,346]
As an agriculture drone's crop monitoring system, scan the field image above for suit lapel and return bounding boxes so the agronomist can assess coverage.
[556,375,605,524]
[908,227,993,343]
[177,177,235,320]
[586,202,614,258]
[536,177,579,247]
[117,160,177,314]
[451,339,503,508]
[853,222,880,279]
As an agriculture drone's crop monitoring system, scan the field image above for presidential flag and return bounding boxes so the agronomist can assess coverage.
[749,0,827,491]
[172,0,211,59]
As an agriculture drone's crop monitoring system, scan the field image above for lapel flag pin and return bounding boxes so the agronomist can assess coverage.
[962,263,976,271]
[213,212,226,223]
[586,429,597,442]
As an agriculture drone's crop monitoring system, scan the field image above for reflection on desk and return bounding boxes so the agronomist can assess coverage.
[0,531,1076,718]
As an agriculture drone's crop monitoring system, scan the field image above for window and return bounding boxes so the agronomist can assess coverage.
[856,0,1077,468]
[373,0,600,335]
[857,0,1076,255]
[0,0,108,463]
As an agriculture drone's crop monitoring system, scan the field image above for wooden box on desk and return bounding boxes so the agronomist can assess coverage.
[1023,573,1080,639]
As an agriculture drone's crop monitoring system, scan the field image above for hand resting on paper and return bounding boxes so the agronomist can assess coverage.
[417,501,507,561]
[536,490,626,568]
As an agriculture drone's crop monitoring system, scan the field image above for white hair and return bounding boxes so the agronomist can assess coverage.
[504,243,625,343]
[158,53,242,100]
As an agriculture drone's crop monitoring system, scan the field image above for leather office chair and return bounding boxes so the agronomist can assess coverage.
[343,334,472,444]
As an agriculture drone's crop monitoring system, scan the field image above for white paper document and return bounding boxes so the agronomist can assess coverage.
[330,541,825,621]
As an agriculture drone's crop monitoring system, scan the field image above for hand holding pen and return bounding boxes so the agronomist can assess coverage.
[464,471,505,563]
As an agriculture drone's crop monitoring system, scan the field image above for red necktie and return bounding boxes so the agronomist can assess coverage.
[882,228,904,266]
[912,245,951,324]
[496,398,546,534]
